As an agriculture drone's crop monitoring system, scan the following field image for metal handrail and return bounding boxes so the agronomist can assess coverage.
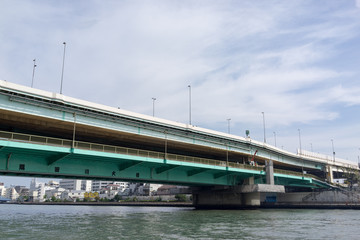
[0,130,315,179]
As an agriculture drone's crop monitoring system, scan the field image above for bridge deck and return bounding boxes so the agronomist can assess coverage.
[0,130,329,189]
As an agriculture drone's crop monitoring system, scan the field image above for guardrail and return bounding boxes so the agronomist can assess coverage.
[0,130,316,179]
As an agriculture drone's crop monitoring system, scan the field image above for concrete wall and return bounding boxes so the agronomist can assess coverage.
[276,190,360,204]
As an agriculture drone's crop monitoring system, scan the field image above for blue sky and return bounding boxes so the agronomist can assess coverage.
[1,0,360,187]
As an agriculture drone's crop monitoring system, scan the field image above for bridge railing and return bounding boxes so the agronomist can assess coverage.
[0,130,311,177]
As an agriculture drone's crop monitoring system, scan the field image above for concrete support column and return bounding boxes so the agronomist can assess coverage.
[266,160,274,185]
[243,176,254,185]
[327,165,334,183]
[192,184,285,209]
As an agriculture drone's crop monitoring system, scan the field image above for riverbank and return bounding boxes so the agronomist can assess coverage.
[8,201,194,207]
[7,201,360,209]
[261,202,360,209]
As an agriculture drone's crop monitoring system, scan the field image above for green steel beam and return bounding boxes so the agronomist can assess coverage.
[187,168,208,177]
[47,153,71,166]
[0,139,332,189]
[155,165,181,174]
[118,161,143,171]
[214,171,232,179]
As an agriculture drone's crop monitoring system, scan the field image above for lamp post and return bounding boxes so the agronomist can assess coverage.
[31,59,37,88]
[227,118,231,134]
[188,85,191,125]
[310,143,313,152]
[60,42,66,94]
[262,112,266,143]
[72,113,76,149]
[331,139,335,163]
[152,97,156,117]
[164,130,168,160]
[273,131,277,147]
[298,129,304,176]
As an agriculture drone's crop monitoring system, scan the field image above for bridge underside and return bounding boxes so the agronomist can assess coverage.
[0,108,325,179]
[0,138,329,189]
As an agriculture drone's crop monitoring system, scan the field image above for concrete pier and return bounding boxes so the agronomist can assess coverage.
[192,184,285,209]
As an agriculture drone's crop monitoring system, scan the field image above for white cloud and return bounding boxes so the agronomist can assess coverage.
[1,0,360,162]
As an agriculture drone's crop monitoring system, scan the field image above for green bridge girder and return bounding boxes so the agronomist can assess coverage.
[0,138,329,189]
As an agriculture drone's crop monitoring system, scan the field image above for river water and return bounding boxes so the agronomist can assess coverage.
[0,204,359,240]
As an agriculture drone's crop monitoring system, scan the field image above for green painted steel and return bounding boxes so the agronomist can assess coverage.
[0,137,329,189]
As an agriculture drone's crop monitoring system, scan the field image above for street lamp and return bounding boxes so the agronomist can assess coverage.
[273,131,277,147]
[60,42,66,94]
[31,59,37,88]
[188,85,191,125]
[298,129,302,155]
[331,139,335,163]
[227,118,231,134]
[261,112,266,143]
[164,131,168,160]
[298,129,304,176]
[72,113,76,149]
[152,97,156,117]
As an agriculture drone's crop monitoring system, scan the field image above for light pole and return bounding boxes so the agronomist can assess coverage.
[331,139,335,163]
[227,118,231,134]
[298,129,302,155]
[273,131,277,147]
[60,42,66,94]
[298,129,304,176]
[72,113,76,149]
[310,143,313,152]
[152,97,156,117]
[31,59,37,88]
[164,130,168,160]
[188,85,191,125]
[262,112,266,143]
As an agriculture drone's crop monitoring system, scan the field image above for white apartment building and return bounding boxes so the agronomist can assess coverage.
[0,182,6,197]
[5,187,19,200]
[92,181,127,191]
[45,187,66,199]
[61,190,85,200]
[60,179,91,191]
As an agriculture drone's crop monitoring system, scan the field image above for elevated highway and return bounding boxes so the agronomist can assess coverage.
[0,80,356,190]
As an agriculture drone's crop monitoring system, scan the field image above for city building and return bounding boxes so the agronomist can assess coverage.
[59,179,92,191]
[0,182,5,197]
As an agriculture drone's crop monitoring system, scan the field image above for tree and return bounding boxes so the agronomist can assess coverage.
[114,194,122,202]
[51,196,56,202]
[175,194,187,202]
[342,167,360,189]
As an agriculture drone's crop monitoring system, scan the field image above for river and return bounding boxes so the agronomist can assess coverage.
[0,204,359,239]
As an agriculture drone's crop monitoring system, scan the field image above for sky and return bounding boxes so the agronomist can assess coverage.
[1,0,360,187]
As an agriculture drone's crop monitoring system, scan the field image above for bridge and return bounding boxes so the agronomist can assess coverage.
[0,80,357,207]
